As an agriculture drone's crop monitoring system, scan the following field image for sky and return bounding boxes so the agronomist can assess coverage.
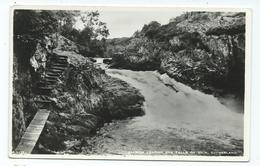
[75,7,183,38]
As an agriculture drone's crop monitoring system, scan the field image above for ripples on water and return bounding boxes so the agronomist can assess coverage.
[85,59,244,156]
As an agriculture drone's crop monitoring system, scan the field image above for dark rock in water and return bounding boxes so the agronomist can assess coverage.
[102,77,145,119]
[165,83,179,93]
[89,57,97,63]
[103,58,112,64]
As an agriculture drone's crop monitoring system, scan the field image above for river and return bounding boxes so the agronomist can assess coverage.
[84,58,244,156]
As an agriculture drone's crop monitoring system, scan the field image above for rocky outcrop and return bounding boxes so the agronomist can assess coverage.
[109,12,245,98]
[12,90,26,147]
[34,54,144,153]
[12,34,144,153]
[12,37,39,149]
[160,12,245,96]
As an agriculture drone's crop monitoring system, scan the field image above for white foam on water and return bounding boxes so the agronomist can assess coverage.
[94,58,110,70]
[107,69,243,140]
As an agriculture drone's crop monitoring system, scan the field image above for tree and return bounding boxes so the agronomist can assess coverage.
[14,10,109,58]
[79,11,109,40]
[141,21,161,39]
[14,10,82,41]
[61,28,80,42]
[14,10,58,38]
[76,11,109,57]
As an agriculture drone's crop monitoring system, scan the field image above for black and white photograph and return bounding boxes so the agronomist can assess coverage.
[10,6,250,161]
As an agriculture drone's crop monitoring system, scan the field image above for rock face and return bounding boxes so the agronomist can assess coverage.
[35,53,144,153]
[12,37,39,149]
[160,12,245,96]
[12,90,26,146]
[12,34,144,153]
[109,12,245,97]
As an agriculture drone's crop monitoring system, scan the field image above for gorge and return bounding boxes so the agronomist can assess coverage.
[12,10,246,156]
[82,59,243,156]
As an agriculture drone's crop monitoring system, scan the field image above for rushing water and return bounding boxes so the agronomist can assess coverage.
[85,58,244,156]
[94,58,111,70]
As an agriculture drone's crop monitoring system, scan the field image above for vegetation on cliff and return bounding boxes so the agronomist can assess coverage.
[107,12,245,98]
[12,10,246,154]
[12,10,144,153]
[34,53,144,153]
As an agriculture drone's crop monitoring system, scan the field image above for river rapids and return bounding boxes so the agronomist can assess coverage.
[83,59,244,156]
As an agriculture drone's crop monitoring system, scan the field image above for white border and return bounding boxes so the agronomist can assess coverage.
[8,5,251,162]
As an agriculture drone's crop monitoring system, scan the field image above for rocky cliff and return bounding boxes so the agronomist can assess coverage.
[109,12,245,98]
[12,34,144,153]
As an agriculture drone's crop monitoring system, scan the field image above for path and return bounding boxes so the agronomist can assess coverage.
[15,53,69,154]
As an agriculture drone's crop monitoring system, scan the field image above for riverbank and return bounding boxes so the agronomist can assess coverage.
[12,35,145,154]
[80,69,243,156]
[34,50,145,154]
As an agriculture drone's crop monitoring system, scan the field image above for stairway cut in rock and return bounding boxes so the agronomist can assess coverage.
[35,53,69,105]
[15,53,69,154]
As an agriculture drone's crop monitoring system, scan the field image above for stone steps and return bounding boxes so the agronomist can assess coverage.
[53,53,68,58]
[44,77,58,82]
[45,72,61,77]
[42,80,57,84]
[36,95,51,100]
[34,53,69,101]
[38,84,56,89]
[36,81,54,87]
[50,66,66,70]
[34,95,52,105]
[52,58,67,63]
[50,63,68,68]
[45,69,63,74]
[46,69,64,74]
[38,87,53,91]
[49,61,68,66]
[48,67,65,72]
[19,53,70,154]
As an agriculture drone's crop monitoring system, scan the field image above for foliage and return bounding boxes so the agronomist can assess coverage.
[140,21,161,39]
[14,10,81,39]
[75,11,109,57]
[108,12,246,97]
[14,9,109,58]
[14,10,58,38]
